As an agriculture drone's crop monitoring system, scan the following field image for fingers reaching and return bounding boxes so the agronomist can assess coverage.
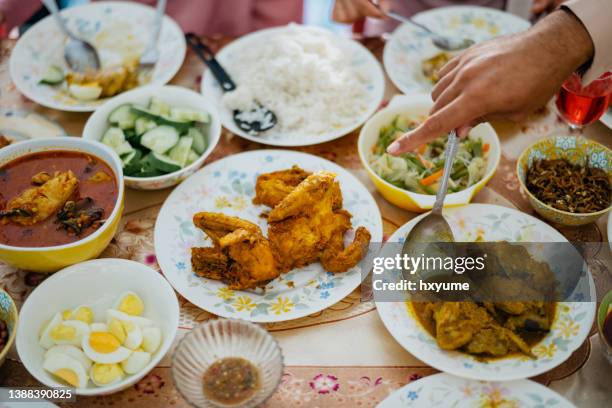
[386,96,480,155]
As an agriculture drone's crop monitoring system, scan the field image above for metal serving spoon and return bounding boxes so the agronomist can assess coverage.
[139,0,167,68]
[384,9,474,51]
[402,130,459,257]
[41,0,100,72]
[185,33,277,135]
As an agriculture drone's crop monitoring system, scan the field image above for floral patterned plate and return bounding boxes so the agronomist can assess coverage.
[375,204,596,381]
[10,2,185,112]
[377,373,575,408]
[154,150,383,322]
[200,25,385,146]
[383,6,530,95]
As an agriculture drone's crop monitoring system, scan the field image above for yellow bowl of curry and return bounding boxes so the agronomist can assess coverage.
[0,137,124,272]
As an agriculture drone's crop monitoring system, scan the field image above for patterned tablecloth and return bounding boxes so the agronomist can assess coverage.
[0,37,611,407]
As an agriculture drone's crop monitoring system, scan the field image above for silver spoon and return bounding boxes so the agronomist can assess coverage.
[139,0,167,68]
[41,0,100,72]
[384,9,474,51]
[402,130,459,258]
[185,33,277,135]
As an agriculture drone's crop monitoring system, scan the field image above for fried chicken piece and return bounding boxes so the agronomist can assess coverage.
[0,171,78,226]
[268,171,370,273]
[321,225,372,273]
[193,212,260,246]
[191,212,278,290]
[253,166,311,208]
[191,247,228,281]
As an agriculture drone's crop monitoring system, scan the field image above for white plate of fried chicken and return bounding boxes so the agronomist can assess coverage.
[154,150,383,322]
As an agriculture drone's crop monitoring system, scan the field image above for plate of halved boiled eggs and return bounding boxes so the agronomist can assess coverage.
[16,258,179,395]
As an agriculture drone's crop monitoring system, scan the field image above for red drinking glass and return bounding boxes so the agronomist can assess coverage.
[555,71,612,130]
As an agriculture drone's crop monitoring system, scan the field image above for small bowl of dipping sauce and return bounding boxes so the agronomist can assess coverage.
[172,319,283,407]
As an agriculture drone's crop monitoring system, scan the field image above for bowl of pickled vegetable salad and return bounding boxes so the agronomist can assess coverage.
[358,94,500,212]
[84,85,221,190]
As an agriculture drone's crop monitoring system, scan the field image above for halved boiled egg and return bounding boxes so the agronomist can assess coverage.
[106,309,154,328]
[121,350,151,374]
[49,320,90,347]
[90,322,108,332]
[71,305,94,324]
[44,345,92,371]
[108,318,143,350]
[114,292,144,316]
[81,332,132,364]
[43,353,89,389]
[90,363,124,387]
[142,327,162,354]
[39,313,63,349]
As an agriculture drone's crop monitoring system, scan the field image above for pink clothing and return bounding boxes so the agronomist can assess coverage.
[0,0,303,36]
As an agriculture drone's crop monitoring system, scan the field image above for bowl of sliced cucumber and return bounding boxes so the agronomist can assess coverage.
[83,85,221,190]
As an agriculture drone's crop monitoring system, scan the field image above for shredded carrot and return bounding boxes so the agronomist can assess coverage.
[417,144,428,155]
[417,154,433,169]
[420,169,444,186]
[483,143,490,153]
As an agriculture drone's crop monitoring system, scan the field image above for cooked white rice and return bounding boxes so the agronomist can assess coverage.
[221,24,370,137]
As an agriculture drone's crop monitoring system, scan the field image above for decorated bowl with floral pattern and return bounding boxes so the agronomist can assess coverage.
[517,136,612,226]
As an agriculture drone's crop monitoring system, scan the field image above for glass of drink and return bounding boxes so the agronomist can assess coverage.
[555,71,612,130]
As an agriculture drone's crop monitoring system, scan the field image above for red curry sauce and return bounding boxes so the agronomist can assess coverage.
[0,151,118,247]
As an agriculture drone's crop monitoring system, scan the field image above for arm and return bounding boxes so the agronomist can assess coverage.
[387,8,594,155]
[332,0,388,23]
[0,0,41,32]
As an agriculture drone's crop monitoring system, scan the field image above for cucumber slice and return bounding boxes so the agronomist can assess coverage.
[170,107,210,123]
[149,152,182,173]
[168,136,193,167]
[149,97,171,116]
[135,117,157,136]
[124,128,140,145]
[101,127,134,156]
[121,149,142,167]
[68,83,102,101]
[109,104,137,129]
[131,106,192,133]
[140,125,179,154]
[187,127,207,154]
[186,149,200,165]
[39,65,65,85]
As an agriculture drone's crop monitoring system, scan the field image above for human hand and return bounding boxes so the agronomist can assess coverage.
[332,0,390,24]
[387,10,593,156]
[532,0,566,14]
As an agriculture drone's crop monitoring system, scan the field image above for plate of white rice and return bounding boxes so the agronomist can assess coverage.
[200,24,385,146]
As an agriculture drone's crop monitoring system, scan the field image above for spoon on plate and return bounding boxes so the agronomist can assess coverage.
[375,5,474,51]
[401,130,459,257]
[41,0,100,72]
[185,33,277,135]
[139,0,167,68]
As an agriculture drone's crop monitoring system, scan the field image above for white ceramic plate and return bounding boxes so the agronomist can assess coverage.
[200,25,385,146]
[155,150,383,322]
[377,373,575,408]
[16,258,179,396]
[384,6,530,94]
[375,204,596,381]
[600,107,612,129]
[10,1,185,112]
[0,108,65,141]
